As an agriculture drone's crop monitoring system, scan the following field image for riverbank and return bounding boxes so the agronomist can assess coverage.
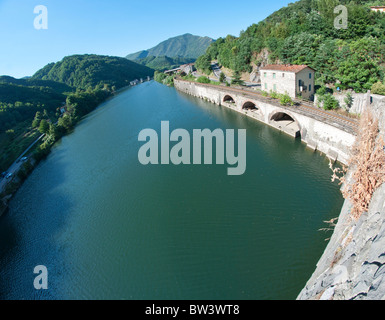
[298,102,385,300]
[0,82,145,218]
[173,78,385,299]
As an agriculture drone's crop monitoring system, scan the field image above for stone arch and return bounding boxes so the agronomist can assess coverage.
[269,111,301,138]
[242,100,264,118]
[242,101,257,110]
[223,95,236,104]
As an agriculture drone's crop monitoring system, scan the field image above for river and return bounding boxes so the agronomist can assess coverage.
[0,81,343,299]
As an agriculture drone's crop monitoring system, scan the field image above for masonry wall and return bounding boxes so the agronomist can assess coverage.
[174,79,356,165]
[297,98,385,300]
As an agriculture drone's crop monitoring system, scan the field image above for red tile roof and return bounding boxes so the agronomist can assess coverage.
[260,64,314,73]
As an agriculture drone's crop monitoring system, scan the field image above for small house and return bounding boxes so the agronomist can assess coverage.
[260,64,316,100]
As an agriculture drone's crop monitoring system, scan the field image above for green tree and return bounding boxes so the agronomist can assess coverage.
[57,114,73,132]
[38,119,50,134]
[231,70,244,86]
[32,111,42,128]
[195,54,212,74]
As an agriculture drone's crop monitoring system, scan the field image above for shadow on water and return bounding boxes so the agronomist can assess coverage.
[0,141,75,300]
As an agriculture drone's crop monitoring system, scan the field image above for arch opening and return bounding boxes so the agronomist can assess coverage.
[242,101,257,110]
[271,112,294,122]
[223,95,235,104]
[270,112,301,138]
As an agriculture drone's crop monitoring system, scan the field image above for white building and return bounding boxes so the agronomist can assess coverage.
[260,64,316,100]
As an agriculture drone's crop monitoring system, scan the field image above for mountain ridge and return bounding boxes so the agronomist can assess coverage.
[126,33,214,61]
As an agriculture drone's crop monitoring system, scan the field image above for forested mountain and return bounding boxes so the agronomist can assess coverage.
[126,33,214,60]
[1,54,153,171]
[32,54,154,90]
[0,76,74,94]
[134,55,195,71]
[0,77,71,133]
[0,76,73,171]
[196,0,385,93]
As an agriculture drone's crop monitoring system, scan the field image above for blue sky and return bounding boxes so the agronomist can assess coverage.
[0,0,294,78]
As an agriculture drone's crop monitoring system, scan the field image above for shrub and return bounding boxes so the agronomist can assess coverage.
[270,90,279,99]
[279,93,294,106]
[316,87,327,95]
[322,94,339,110]
[197,76,211,84]
[371,82,385,95]
[330,110,385,220]
[344,92,354,110]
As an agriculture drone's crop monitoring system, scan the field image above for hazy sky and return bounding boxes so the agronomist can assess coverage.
[0,0,293,78]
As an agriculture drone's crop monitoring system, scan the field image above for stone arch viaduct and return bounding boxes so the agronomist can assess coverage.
[174,79,358,165]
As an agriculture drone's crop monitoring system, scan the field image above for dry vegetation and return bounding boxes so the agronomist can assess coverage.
[330,110,385,220]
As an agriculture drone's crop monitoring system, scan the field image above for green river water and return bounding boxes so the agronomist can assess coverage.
[0,81,343,299]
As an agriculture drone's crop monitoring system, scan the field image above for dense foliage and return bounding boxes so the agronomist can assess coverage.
[1,53,148,171]
[154,71,175,86]
[196,0,385,93]
[31,87,112,164]
[0,79,69,133]
[32,54,154,90]
[0,76,73,94]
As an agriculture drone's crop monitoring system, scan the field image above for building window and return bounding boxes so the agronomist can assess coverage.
[309,73,312,79]
[264,83,267,90]
[282,73,285,78]
[273,73,276,79]
[309,84,312,92]
[273,84,277,91]
[264,72,267,78]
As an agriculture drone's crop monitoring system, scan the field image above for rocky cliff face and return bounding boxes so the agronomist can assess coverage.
[298,99,385,300]
[298,184,385,300]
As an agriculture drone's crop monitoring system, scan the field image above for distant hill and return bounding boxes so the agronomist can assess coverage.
[134,55,195,71]
[0,81,66,106]
[32,54,154,90]
[0,75,74,94]
[126,33,214,61]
